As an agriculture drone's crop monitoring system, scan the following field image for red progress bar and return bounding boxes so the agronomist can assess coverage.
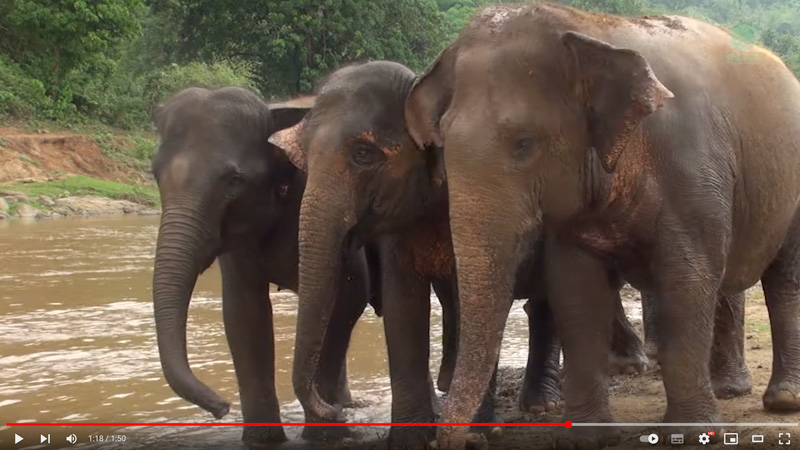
[7,422,572,427]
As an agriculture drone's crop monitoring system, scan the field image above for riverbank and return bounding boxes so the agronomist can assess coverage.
[0,124,160,220]
[0,177,160,219]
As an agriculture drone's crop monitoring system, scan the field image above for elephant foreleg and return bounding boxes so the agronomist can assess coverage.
[641,291,659,362]
[710,291,752,399]
[608,289,648,374]
[432,279,459,393]
[382,249,436,449]
[219,253,286,446]
[519,298,562,414]
[762,224,800,412]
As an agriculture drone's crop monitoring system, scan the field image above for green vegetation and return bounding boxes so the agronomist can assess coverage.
[2,0,800,131]
[7,176,160,207]
[92,132,157,171]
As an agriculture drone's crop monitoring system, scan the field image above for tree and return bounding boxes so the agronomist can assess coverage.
[159,0,447,97]
[1,0,145,108]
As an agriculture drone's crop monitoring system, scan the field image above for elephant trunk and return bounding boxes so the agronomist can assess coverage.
[152,203,229,419]
[438,185,521,446]
[292,173,352,421]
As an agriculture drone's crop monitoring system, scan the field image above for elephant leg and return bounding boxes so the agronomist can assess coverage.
[471,361,501,437]
[433,279,459,393]
[219,253,286,446]
[608,290,648,374]
[762,225,800,412]
[302,252,370,441]
[641,291,659,362]
[546,239,620,448]
[653,237,721,439]
[711,292,752,399]
[519,298,561,414]
[383,253,436,449]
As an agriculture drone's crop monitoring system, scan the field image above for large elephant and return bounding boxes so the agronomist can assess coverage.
[405,3,795,449]
[269,61,649,448]
[151,86,373,446]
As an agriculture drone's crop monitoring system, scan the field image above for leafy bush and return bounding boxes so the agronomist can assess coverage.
[0,56,49,118]
[143,61,257,114]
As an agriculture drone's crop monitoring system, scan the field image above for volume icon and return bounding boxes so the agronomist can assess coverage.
[66,433,77,444]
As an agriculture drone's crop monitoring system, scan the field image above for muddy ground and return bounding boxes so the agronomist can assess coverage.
[288,287,796,450]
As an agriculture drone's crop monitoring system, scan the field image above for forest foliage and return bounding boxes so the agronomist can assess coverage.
[2,0,800,130]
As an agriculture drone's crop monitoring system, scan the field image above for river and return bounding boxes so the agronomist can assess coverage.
[0,215,578,449]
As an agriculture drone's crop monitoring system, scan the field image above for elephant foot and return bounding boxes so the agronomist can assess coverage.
[763,380,800,411]
[388,425,435,450]
[712,367,752,399]
[333,379,355,407]
[607,352,649,375]
[553,424,620,450]
[437,360,455,393]
[432,428,490,450]
[242,426,287,449]
[643,340,658,364]
[518,381,561,414]
[301,424,352,442]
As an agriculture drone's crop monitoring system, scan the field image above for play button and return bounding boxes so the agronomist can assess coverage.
[14,434,23,444]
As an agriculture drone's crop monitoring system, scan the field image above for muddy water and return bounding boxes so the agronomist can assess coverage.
[0,215,641,450]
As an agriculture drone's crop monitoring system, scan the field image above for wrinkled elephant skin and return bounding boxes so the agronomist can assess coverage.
[405,4,792,449]
[270,61,648,449]
[152,87,373,446]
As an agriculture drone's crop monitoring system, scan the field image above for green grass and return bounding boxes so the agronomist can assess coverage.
[6,175,160,207]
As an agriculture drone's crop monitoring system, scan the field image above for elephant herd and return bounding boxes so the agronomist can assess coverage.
[150,3,800,450]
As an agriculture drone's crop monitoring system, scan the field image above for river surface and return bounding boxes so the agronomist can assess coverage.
[0,215,641,449]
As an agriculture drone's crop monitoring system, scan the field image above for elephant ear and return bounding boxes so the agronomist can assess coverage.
[561,31,674,173]
[268,96,315,172]
[405,45,457,150]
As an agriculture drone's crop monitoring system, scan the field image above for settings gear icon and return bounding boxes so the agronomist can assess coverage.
[699,433,711,445]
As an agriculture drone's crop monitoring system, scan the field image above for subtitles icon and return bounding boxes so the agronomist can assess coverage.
[671,434,684,444]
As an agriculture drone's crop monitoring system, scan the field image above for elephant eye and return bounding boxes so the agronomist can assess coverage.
[512,136,536,159]
[350,143,386,167]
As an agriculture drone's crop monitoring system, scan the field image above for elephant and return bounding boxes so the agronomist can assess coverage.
[269,61,651,448]
[404,3,795,449]
[151,86,374,447]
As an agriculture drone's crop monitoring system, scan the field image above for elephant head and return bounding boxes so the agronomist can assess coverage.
[268,61,434,420]
[151,86,312,418]
[404,3,673,444]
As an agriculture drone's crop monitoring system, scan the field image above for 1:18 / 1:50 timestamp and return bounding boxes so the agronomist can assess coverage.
[88,434,127,442]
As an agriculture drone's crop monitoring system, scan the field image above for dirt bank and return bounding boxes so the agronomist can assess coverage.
[290,286,794,450]
[0,126,159,219]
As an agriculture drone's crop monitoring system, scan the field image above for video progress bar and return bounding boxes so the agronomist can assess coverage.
[572,423,798,427]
